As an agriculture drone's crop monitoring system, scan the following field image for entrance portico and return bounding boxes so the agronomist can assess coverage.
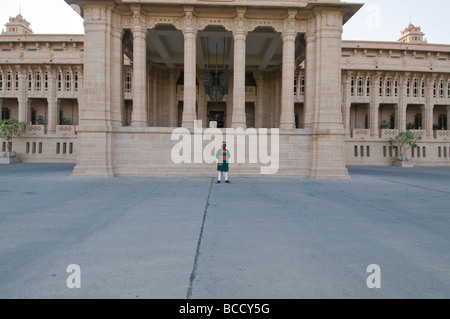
[66,0,361,178]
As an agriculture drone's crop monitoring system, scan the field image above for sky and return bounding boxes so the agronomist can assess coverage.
[0,0,449,44]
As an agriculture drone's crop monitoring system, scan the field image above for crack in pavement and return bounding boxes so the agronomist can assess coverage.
[186,178,214,299]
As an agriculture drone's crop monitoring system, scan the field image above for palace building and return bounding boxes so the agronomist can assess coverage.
[1,0,449,178]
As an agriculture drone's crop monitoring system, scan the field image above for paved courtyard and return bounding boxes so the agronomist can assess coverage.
[0,163,449,299]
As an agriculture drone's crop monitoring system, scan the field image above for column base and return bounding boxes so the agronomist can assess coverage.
[309,128,350,180]
[71,127,115,178]
[72,165,115,178]
[131,121,148,128]
[231,123,247,129]
[309,168,350,180]
[280,123,295,130]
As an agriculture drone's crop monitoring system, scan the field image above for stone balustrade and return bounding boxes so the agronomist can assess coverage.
[26,125,46,136]
[434,130,450,140]
[380,129,399,139]
[408,130,425,138]
[56,125,77,136]
[351,129,370,139]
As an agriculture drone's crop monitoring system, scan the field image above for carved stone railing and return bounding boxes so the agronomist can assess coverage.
[380,129,399,139]
[26,125,46,136]
[56,125,77,136]
[408,129,425,138]
[351,129,370,139]
[434,130,450,140]
[245,86,256,97]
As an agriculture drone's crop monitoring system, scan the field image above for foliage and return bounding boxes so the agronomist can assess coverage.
[406,122,416,130]
[36,115,45,125]
[0,119,26,152]
[60,117,72,125]
[389,131,422,157]
[380,120,390,129]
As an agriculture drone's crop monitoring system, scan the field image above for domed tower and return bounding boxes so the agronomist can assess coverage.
[398,23,427,44]
[1,13,33,35]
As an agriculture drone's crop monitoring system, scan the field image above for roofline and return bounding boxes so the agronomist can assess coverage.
[342,40,450,51]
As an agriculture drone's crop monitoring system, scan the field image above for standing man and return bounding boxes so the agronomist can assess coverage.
[216,141,231,183]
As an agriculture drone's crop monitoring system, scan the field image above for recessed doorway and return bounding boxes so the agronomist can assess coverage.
[208,102,226,128]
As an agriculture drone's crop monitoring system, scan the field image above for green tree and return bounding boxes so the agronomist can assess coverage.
[389,131,422,158]
[0,119,26,152]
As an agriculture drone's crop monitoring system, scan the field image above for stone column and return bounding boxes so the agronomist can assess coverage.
[131,9,148,127]
[231,8,247,129]
[254,71,264,128]
[17,67,29,124]
[169,70,179,127]
[72,3,116,177]
[342,72,352,136]
[196,71,207,128]
[397,74,407,131]
[280,11,297,130]
[305,9,349,179]
[46,67,58,134]
[181,8,197,129]
[110,14,124,127]
[447,105,450,130]
[424,76,435,139]
[370,73,380,138]
[226,74,233,128]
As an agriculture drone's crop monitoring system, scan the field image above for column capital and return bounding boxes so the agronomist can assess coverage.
[131,6,147,34]
[233,7,248,37]
[283,8,298,36]
[426,74,437,87]
[111,25,124,39]
[183,8,197,35]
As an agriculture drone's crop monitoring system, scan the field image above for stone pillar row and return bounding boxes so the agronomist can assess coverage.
[343,72,445,138]
[112,6,300,130]
[4,67,61,133]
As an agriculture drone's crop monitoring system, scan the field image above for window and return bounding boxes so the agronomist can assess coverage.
[366,78,370,96]
[379,79,383,97]
[35,71,41,91]
[125,72,132,93]
[28,72,33,91]
[446,81,450,98]
[440,80,444,98]
[0,72,3,91]
[413,79,418,98]
[407,79,411,97]
[386,78,391,97]
[65,71,71,91]
[350,77,355,96]
[6,72,12,91]
[394,79,398,97]
[57,71,62,91]
[44,72,48,91]
[357,77,363,96]
[421,81,425,98]
[300,76,305,96]
[74,72,78,92]
[15,72,19,91]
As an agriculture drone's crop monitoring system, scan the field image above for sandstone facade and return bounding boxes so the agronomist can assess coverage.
[1,1,449,177]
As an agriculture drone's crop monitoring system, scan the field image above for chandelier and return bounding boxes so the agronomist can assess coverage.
[203,38,229,103]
